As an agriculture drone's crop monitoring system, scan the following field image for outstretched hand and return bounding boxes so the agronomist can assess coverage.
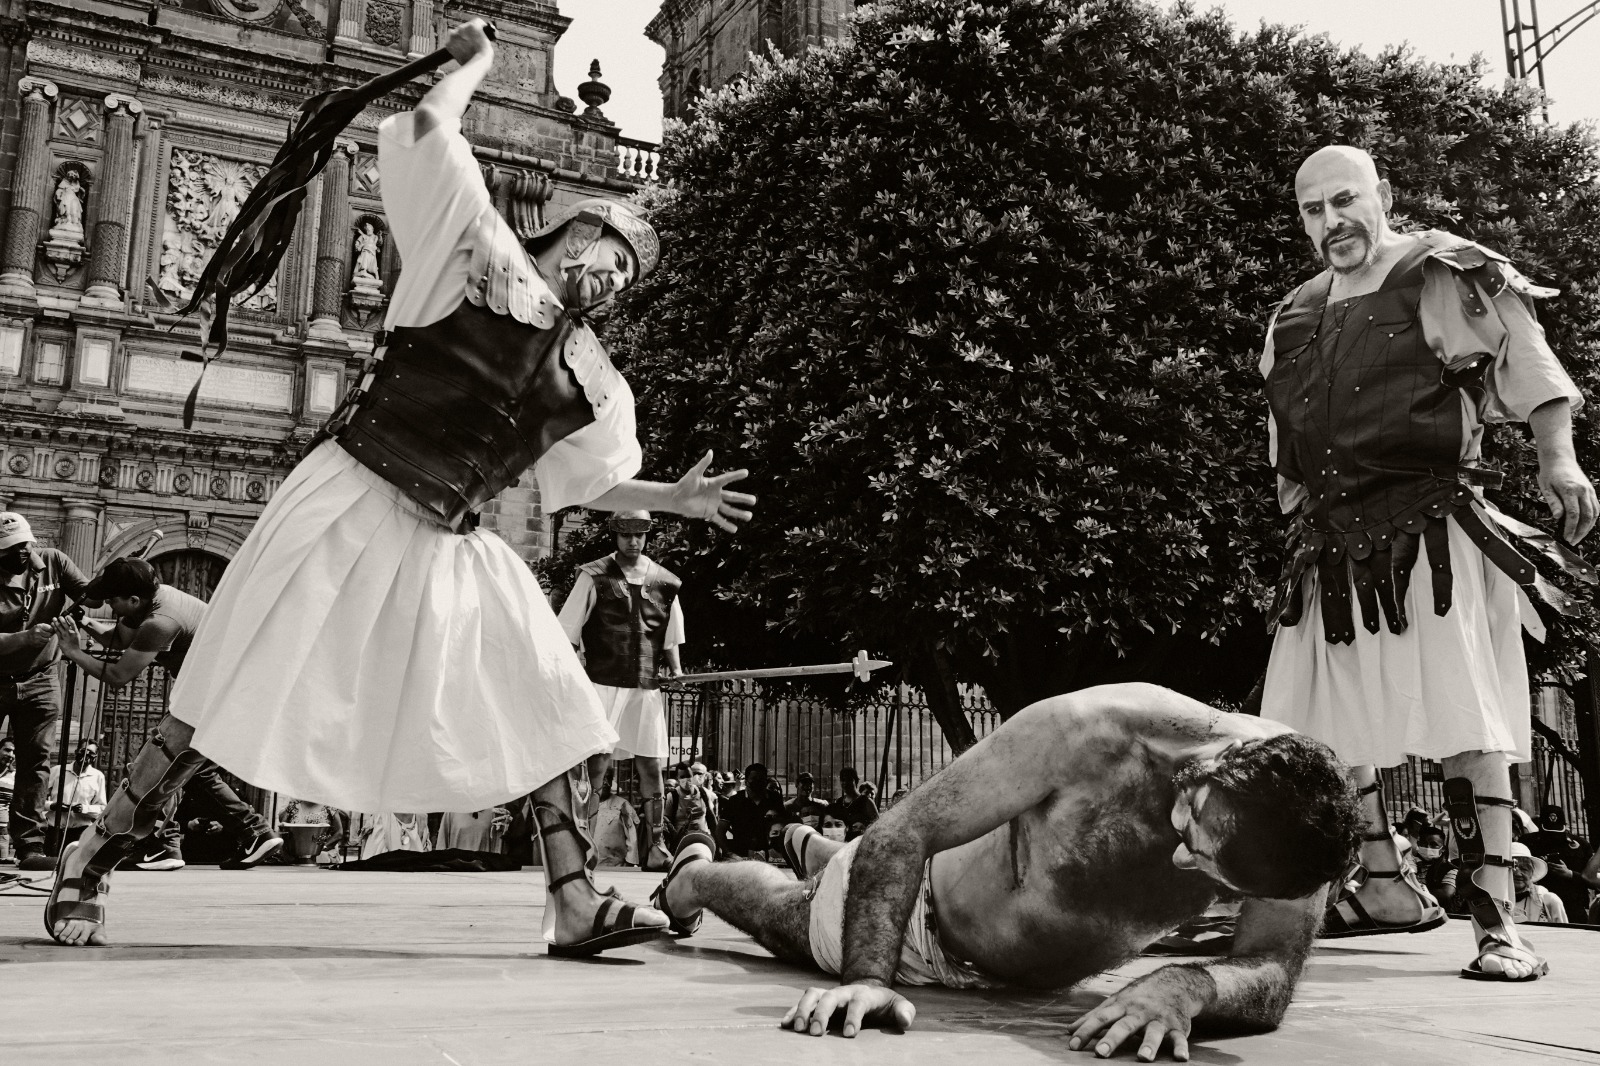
[672,450,756,533]
[51,616,82,653]
[782,982,916,1038]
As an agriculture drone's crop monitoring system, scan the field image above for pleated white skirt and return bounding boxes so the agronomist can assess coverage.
[595,684,669,760]
[173,442,617,812]
[1261,519,1538,767]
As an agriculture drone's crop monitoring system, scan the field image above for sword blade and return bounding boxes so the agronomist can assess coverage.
[672,660,893,684]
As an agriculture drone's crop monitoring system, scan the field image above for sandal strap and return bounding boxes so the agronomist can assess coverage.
[1361,831,1395,842]
[49,900,104,924]
[1357,781,1382,797]
[591,896,637,938]
[548,870,591,893]
[57,877,109,896]
[533,815,583,842]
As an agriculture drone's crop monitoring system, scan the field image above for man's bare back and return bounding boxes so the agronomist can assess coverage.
[656,683,1360,1061]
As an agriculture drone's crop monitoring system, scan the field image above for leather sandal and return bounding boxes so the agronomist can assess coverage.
[650,832,714,937]
[1321,783,1447,938]
[1443,777,1547,981]
[535,806,665,957]
[43,842,109,945]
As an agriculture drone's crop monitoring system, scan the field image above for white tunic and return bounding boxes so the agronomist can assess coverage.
[172,114,639,811]
[1260,238,1581,767]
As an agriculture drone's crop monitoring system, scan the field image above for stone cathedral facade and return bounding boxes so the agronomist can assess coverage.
[0,0,656,596]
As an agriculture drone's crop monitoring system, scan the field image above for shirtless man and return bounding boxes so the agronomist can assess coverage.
[651,684,1361,1062]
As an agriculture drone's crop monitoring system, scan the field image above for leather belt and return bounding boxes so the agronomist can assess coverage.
[0,661,54,685]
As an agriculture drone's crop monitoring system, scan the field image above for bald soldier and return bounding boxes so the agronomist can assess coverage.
[1260,145,1596,981]
[649,684,1362,1062]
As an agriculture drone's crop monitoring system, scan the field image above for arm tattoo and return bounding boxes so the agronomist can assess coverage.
[838,828,927,986]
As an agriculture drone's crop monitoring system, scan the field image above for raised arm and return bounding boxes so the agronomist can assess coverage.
[412,20,495,141]
[785,696,1106,1038]
[52,616,177,689]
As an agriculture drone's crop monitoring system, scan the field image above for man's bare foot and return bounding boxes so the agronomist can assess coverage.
[1468,914,1546,980]
[1347,872,1429,924]
[48,836,111,946]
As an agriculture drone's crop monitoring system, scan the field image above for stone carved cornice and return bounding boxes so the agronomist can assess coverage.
[140,72,384,131]
[27,40,140,82]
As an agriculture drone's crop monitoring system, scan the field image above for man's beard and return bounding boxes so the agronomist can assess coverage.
[1320,224,1377,274]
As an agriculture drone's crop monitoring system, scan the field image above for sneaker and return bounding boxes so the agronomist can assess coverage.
[220,830,282,870]
[133,854,186,871]
[16,851,54,871]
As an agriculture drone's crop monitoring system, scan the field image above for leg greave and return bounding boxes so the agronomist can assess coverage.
[85,716,209,877]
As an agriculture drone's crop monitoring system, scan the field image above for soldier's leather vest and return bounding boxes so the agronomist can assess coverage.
[328,299,595,532]
[579,556,681,689]
[1265,234,1537,643]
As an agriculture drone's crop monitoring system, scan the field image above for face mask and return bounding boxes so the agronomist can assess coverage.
[1415,846,1442,861]
[822,826,846,842]
[0,553,28,575]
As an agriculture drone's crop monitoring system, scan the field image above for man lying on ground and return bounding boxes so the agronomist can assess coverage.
[651,683,1361,1062]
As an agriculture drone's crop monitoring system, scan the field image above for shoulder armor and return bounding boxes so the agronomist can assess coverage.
[579,557,613,579]
[466,212,562,329]
[561,326,625,418]
[1424,234,1559,311]
[653,565,682,588]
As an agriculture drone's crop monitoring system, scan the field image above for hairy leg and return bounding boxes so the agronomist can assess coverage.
[668,858,815,964]
[638,756,666,868]
[584,752,612,823]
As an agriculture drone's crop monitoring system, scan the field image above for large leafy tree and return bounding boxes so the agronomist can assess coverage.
[595,0,1600,740]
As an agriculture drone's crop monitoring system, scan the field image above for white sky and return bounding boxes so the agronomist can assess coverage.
[553,0,1600,144]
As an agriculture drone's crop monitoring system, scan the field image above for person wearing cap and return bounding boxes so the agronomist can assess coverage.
[44,18,755,954]
[557,511,685,871]
[0,511,92,871]
[51,557,282,871]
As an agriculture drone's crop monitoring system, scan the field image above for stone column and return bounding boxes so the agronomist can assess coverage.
[59,498,101,570]
[308,139,357,342]
[409,0,436,56]
[337,0,366,41]
[82,94,144,309]
[0,78,58,301]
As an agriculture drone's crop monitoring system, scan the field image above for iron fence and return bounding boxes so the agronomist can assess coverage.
[61,659,1590,844]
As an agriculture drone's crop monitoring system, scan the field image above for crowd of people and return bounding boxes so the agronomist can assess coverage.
[1397,801,1599,926]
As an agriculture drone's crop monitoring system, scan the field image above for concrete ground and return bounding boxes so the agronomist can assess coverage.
[1,865,1596,1065]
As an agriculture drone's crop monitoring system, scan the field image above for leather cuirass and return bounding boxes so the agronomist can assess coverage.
[579,556,681,690]
[329,298,596,532]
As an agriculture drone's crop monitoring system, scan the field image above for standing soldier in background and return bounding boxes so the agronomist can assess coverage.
[559,511,685,871]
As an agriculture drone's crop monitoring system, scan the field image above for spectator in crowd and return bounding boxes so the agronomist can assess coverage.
[0,736,15,860]
[435,807,512,853]
[1521,804,1591,921]
[1582,848,1600,924]
[715,772,741,801]
[665,762,719,853]
[45,743,107,852]
[834,767,879,841]
[1412,824,1459,913]
[722,762,786,858]
[1510,842,1568,924]
[784,772,830,829]
[1396,807,1430,848]
[358,813,430,859]
[593,770,639,867]
[0,512,93,871]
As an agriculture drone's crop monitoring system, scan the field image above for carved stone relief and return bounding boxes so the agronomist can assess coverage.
[54,97,102,145]
[161,148,277,312]
[366,2,403,47]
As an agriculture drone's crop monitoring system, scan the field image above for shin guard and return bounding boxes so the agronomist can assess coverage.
[82,719,210,879]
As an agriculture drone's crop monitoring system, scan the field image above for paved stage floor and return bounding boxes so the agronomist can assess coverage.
[2,865,1596,1065]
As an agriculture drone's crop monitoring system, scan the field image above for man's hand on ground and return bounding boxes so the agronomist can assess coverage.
[1068,967,1213,1062]
[781,981,916,1038]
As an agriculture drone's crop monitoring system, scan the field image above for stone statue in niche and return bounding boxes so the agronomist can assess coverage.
[53,171,84,231]
[347,215,388,325]
[43,163,90,279]
[351,221,383,289]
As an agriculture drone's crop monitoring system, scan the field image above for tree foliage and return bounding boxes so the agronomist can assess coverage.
[598,0,1600,720]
